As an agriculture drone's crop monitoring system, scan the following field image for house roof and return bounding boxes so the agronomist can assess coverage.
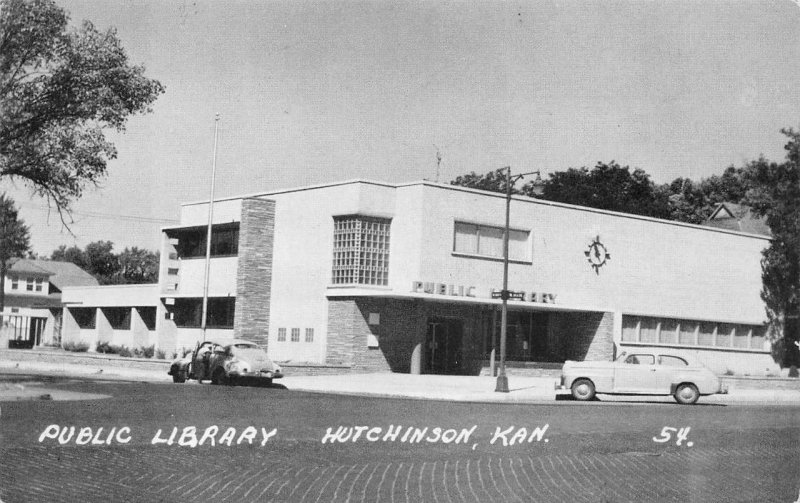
[704,202,771,237]
[7,259,99,288]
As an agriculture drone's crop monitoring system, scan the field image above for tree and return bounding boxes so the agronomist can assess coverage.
[0,193,31,312]
[115,247,158,284]
[0,0,164,214]
[743,129,800,369]
[532,162,672,219]
[450,168,520,194]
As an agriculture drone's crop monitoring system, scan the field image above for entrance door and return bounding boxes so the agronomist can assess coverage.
[426,318,463,374]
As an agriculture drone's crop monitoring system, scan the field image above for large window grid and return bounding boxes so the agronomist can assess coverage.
[453,222,530,262]
[622,315,767,351]
[331,216,391,286]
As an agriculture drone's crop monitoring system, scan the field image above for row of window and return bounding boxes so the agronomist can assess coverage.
[69,307,157,331]
[170,297,235,328]
[170,224,240,259]
[453,222,530,262]
[8,276,44,292]
[622,315,767,350]
[276,327,314,342]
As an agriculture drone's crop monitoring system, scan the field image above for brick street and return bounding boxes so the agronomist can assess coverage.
[1,377,798,502]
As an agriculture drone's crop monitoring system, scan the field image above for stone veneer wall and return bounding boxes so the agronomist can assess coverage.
[326,297,490,374]
[550,311,615,361]
[233,198,275,348]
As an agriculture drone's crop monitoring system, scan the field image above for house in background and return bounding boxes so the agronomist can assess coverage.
[1,259,98,348]
[704,202,772,236]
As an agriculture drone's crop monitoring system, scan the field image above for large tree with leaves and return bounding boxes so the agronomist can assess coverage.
[0,0,164,214]
[743,129,800,368]
[0,193,31,312]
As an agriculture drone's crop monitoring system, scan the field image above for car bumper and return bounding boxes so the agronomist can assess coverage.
[229,370,283,380]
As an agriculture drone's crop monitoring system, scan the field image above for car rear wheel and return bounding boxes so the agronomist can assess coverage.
[211,368,227,386]
[674,383,699,405]
[571,379,596,401]
[172,369,186,383]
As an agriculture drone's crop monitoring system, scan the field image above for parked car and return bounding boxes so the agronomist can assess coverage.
[169,339,283,386]
[559,351,727,404]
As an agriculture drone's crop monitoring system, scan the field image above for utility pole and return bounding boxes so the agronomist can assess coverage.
[201,114,220,342]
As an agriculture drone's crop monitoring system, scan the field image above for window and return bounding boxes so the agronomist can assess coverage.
[331,216,391,286]
[26,277,34,291]
[35,277,43,292]
[622,315,767,351]
[453,222,530,261]
[170,224,240,259]
[305,328,314,342]
[291,328,300,342]
[659,355,688,367]
[71,308,96,329]
[136,307,157,331]
[103,308,132,330]
[172,297,235,328]
[10,276,18,290]
[625,354,654,365]
[277,328,286,342]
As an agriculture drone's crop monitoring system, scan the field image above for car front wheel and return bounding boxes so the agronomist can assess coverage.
[211,368,227,386]
[674,383,699,405]
[571,379,596,401]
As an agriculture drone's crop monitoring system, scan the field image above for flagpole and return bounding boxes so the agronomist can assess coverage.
[201,114,220,342]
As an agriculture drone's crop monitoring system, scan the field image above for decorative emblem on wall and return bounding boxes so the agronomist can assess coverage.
[585,235,611,274]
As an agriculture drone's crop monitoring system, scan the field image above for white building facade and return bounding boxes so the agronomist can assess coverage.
[148,180,775,376]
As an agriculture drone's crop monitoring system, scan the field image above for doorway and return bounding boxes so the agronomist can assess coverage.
[425,318,463,374]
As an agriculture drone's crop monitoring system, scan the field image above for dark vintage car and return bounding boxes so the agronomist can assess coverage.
[168,339,283,386]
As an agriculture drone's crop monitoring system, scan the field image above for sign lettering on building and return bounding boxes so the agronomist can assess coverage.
[412,281,556,304]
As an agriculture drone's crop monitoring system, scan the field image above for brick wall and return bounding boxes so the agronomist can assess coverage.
[234,198,275,347]
[551,311,615,361]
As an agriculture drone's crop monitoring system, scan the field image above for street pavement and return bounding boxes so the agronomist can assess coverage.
[0,377,799,502]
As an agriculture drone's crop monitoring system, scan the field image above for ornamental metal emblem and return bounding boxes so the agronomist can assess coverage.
[585,235,611,274]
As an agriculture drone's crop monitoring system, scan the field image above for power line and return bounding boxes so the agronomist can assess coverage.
[18,202,178,224]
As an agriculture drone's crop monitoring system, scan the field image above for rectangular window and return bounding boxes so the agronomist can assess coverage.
[453,221,530,261]
[10,276,18,290]
[678,320,697,345]
[697,322,715,346]
[716,323,733,347]
[136,307,157,331]
[331,216,391,286]
[169,224,240,259]
[172,297,235,328]
[305,328,314,342]
[26,277,34,291]
[277,328,286,342]
[71,308,96,329]
[750,326,767,349]
[103,308,132,330]
[621,317,639,342]
[34,278,43,292]
[291,328,300,342]
[639,318,658,343]
[658,319,678,344]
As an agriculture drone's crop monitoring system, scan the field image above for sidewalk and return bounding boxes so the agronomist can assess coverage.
[2,356,800,404]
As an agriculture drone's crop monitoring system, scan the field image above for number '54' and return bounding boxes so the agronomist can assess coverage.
[652,426,691,445]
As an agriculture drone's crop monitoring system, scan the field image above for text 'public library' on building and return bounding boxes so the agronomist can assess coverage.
[60,179,777,376]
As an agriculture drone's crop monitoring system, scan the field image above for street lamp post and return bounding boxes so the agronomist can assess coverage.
[496,167,543,393]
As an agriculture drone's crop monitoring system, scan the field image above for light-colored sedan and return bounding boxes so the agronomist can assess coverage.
[560,351,727,404]
[169,339,283,386]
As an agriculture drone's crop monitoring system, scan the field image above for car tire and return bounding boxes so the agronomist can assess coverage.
[674,383,699,405]
[171,368,186,384]
[571,379,596,401]
[211,368,227,386]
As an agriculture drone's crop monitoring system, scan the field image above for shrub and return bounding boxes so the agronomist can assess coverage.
[96,342,118,354]
[63,341,89,352]
[117,345,133,358]
[140,345,155,359]
[723,369,735,376]
[156,349,167,360]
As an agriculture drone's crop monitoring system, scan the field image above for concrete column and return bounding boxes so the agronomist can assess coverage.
[410,342,422,374]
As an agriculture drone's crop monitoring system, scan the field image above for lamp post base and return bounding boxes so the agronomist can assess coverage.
[495,374,509,393]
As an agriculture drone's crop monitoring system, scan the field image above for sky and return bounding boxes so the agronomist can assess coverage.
[5,0,800,256]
